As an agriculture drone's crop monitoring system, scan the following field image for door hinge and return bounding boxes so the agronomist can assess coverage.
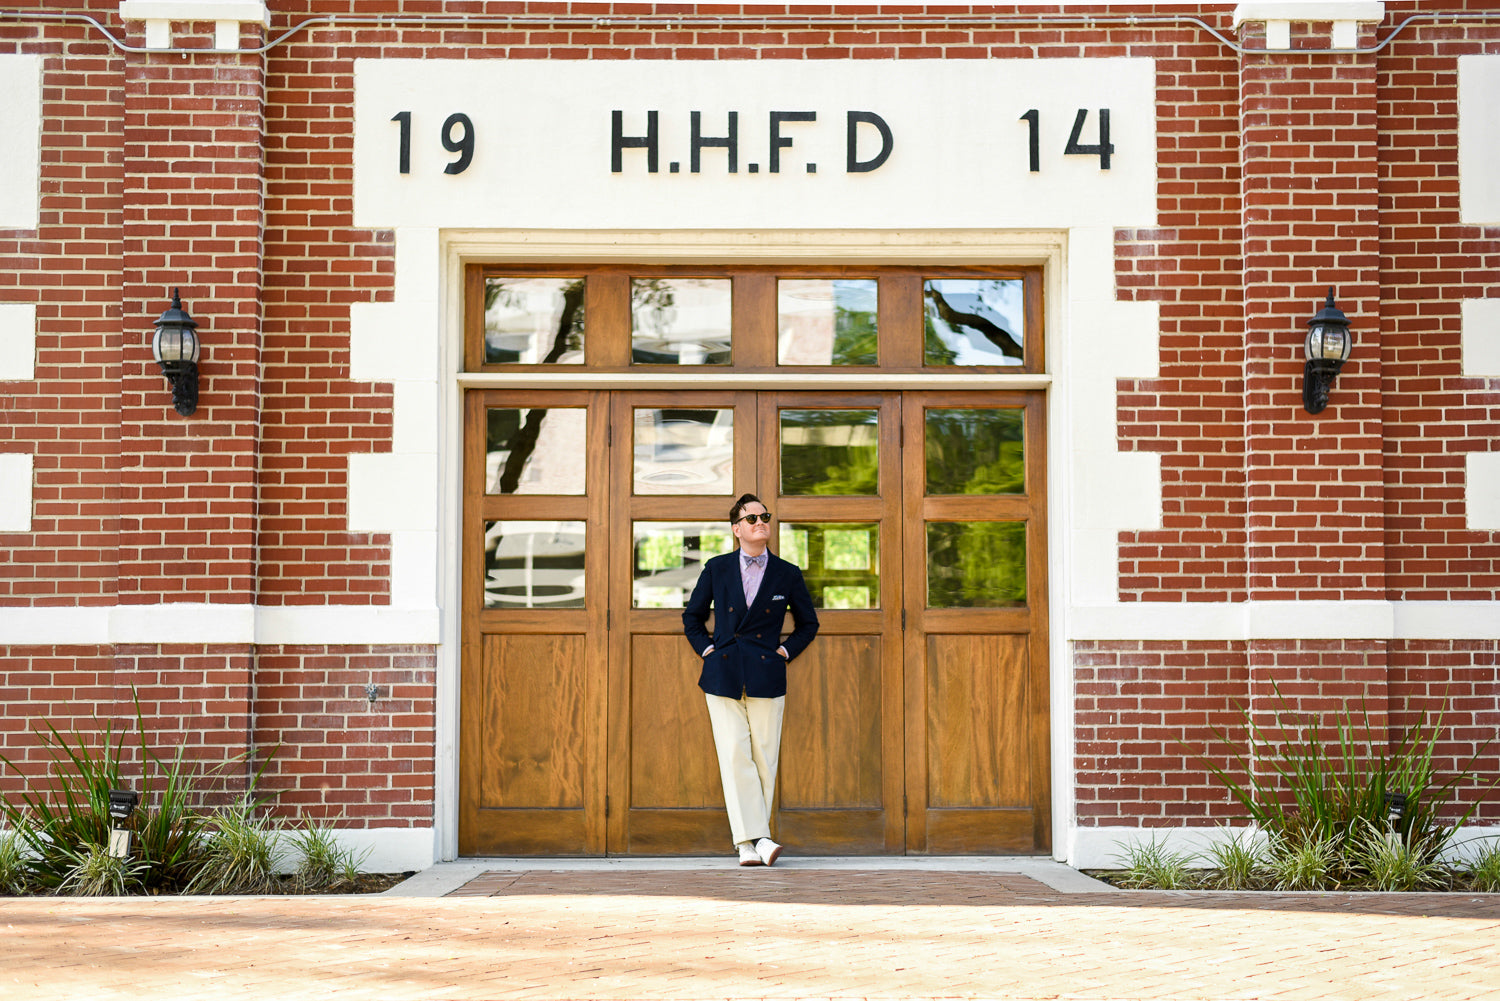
[901,609,907,630]
[605,795,610,816]
[606,609,610,630]
[607,422,612,447]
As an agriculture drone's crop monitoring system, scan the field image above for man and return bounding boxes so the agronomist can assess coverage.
[682,493,819,866]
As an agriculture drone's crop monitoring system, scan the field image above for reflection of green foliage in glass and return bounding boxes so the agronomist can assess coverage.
[637,531,685,571]
[823,586,871,609]
[701,530,734,556]
[780,409,879,496]
[927,521,1026,608]
[785,522,879,609]
[779,528,809,568]
[824,529,871,570]
[832,280,878,365]
[925,409,1024,495]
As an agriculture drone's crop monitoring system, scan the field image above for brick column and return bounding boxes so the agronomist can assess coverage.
[118,10,267,606]
[1236,3,1387,741]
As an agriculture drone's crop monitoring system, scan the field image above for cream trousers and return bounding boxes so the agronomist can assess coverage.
[703,692,785,846]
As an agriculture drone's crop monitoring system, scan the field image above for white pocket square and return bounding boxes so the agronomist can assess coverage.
[773,594,786,600]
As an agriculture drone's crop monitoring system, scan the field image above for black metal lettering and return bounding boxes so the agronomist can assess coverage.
[1064,108,1113,170]
[769,111,816,174]
[441,113,474,175]
[691,110,738,173]
[612,110,659,174]
[1020,109,1040,173]
[846,110,893,173]
[391,111,411,174]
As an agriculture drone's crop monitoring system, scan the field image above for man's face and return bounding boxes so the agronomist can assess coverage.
[732,501,772,549]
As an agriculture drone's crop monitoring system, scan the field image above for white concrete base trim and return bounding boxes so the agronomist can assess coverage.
[388,855,1116,897]
[1466,453,1500,532]
[328,826,437,876]
[1068,600,1500,642]
[0,451,34,532]
[1067,825,1266,870]
[1069,824,1500,870]
[0,302,36,381]
[0,604,441,646]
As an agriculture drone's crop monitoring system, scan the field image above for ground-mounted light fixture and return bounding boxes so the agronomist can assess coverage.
[151,289,200,416]
[107,787,139,858]
[1302,288,1353,415]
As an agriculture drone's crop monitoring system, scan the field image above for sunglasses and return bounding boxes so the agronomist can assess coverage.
[735,512,773,525]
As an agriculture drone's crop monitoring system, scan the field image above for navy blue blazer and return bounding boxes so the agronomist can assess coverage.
[682,550,819,699]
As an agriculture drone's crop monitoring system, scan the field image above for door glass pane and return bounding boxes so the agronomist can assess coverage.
[632,522,736,608]
[485,407,586,495]
[926,521,1026,608]
[633,408,734,495]
[923,278,1025,367]
[483,277,585,364]
[780,522,880,609]
[483,520,586,608]
[780,409,879,496]
[925,408,1024,496]
[631,278,732,365]
[777,279,878,366]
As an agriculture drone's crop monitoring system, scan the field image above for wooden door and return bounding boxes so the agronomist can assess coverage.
[459,389,609,855]
[606,391,760,853]
[902,392,1050,853]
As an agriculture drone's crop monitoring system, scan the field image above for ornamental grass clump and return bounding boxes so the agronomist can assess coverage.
[291,823,371,893]
[58,843,150,897]
[0,828,31,895]
[1115,837,1198,890]
[186,798,282,896]
[1460,843,1500,893]
[1191,685,1496,890]
[1201,829,1266,890]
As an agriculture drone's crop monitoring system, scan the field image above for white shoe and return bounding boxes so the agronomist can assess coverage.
[755,838,783,866]
[738,843,763,866]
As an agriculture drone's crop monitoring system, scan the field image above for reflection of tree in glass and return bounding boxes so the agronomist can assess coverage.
[485,279,586,494]
[925,409,1024,495]
[833,304,878,365]
[781,410,879,496]
[630,278,678,335]
[923,282,1022,364]
[785,523,879,609]
[928,522,1025,607]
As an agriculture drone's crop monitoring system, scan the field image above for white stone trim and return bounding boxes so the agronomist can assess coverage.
[0,55,41,231]
[1459,56,1500,225]
[1461,297,1500,377]
[0,452,34,532]
[0,605,441,646]
[1466,454,1500,532]
[1233,1,1383,51]
[1069,600,1500,642]
[118,0,269,49]
[0,302,35,381]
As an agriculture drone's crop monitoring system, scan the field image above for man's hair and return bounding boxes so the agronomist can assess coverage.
[729,493,763,524]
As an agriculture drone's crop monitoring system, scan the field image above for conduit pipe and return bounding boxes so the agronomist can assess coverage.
[0,8,1497,57]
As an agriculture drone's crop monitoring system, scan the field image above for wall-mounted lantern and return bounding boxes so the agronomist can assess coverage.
[151,289,200,416]
[1303,288,1353,415]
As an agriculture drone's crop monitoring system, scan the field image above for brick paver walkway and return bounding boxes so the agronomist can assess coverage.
[5,867,1500,999]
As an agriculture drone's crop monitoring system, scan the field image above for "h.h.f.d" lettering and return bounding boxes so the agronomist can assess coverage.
[611,110,893,175]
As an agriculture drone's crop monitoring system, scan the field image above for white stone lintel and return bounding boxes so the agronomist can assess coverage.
[119,0,269,49]
[1233,1,1384,50]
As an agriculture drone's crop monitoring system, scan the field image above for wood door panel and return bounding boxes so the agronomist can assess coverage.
[478,634,587,809]
[780,635,882,809]
[627,635,722,810]
[924,808,1039,854]
[924,633,1029,809]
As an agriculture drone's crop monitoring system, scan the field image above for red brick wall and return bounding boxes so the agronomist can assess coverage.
[1073,640,1249,825]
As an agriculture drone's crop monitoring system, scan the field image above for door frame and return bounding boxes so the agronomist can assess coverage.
[433,229,1076,861]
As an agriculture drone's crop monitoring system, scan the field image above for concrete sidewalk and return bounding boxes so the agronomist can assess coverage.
[5,859,1499,1000]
